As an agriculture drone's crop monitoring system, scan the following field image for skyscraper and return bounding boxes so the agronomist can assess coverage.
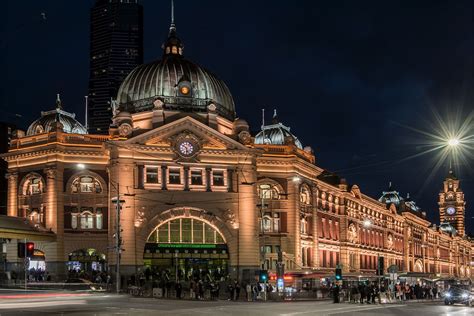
[87,0,143,134]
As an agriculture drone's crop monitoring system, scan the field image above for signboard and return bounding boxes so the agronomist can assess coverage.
[390,273,398,281]
[277,278,284,292]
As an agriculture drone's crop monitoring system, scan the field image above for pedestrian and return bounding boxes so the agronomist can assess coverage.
[246,283,252,301]
[175,281,182,299]
[333,283,340,303]
[359,283,366,304]
[234,281,241,300]
[227,282,234,300]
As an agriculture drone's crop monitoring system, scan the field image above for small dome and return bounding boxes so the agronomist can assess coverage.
[255,122,303,149]
[379,183,403,207]
[27,96,87,136]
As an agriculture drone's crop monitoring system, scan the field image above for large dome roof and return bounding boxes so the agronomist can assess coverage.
[27,96,87,136]
[116,21,235,121]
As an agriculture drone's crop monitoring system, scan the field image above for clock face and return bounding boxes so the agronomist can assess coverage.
[179,141,195,156]
[446,207,456,215]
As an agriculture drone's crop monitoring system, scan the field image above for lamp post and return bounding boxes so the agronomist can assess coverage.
[111,183,125,294]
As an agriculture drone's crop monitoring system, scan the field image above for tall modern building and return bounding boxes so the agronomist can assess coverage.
[0,122,15,215]
[87,0,143,134]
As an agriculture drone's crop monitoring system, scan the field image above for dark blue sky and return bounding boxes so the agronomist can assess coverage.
[2,0,473,233]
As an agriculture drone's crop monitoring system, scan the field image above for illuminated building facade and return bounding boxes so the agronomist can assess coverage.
[2,18,473,283]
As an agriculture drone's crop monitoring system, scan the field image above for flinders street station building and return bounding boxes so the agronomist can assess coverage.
[1,19,473,287]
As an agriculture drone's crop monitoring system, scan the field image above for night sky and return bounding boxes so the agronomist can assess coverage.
[2,1,473,233]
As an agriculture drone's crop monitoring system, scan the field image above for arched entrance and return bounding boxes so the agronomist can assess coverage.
[414,259,423,273]
[144,216,229,282]
[67,248,107,274]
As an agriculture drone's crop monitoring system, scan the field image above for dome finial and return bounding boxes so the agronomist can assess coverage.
[272,109,279,124]
[56,93,62,110]
[170,0,176,32]
[162,0,183,56]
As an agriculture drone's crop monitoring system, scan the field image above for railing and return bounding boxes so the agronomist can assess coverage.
[10,132,110,149]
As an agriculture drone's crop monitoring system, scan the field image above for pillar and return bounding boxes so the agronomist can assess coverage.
[287,177,300,267]
[44,165,65,280]
[237,161,259,282]
[311,188,319,267]
[6,172,18,217]
[108,158,137,280]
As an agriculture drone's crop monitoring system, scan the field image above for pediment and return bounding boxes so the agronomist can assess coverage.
[123,116,247,151]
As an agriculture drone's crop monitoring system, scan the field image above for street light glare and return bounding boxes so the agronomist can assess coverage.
[77,163,85,169]
[363,219,372,228]
[448,138,459,147]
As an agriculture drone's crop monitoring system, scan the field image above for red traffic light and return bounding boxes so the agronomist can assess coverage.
[26,242,35,257]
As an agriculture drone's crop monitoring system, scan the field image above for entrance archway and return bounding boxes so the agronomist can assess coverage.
[414,259,423,273]
[144,216,229,282]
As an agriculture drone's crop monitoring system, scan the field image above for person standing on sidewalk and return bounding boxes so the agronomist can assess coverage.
[234,280,241,300]
[246,283,252,301]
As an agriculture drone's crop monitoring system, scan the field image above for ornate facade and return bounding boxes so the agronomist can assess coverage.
[2,17,473,283]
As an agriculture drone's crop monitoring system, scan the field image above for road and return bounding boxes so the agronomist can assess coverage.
[0,290,472,315]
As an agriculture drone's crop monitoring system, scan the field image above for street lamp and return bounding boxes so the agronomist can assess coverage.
[363,219,372,228]
[448,138,460,147]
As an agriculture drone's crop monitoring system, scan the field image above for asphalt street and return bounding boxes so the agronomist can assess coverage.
[0,291,472,316]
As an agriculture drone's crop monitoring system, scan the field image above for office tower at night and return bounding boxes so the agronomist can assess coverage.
[87,0,143,134]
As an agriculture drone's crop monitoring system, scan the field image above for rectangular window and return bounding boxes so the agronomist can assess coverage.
[212,170,225,186]
[273,213,281,232]
[146,167,159,183]
[96,211,103,229]
[190,170,203,185]
[264,245,272,253]
[169,168,181,185]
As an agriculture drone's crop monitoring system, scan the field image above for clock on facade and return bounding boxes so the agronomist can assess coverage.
[446,207,456,215]
[178,140,196,157]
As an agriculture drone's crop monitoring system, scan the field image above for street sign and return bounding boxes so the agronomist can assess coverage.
[387,264,398,274]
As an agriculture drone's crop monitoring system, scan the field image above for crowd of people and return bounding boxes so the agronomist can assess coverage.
[342,282,441,304]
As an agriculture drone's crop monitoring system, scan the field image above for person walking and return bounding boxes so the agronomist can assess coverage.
[227,282,234,301]
[246,283,252,301]
[234,281,241,300]
[175,281,182,299]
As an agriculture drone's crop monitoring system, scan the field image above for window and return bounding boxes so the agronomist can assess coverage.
[71,213,78,229]
[71,176,102,193]
[260,212,281,233]
[262,245,272,253]
[258,184,279,199]
[300,217,307,234]
[29,178,41,195]
[28,208,44,225]
[300,186,311,204]
[169,168,181,184]
[96,210,103,230]
[149,218,225,244]
[191,170,203,185]
[212,170,225,186]
[146,167,159,184]
[80,210,94,229]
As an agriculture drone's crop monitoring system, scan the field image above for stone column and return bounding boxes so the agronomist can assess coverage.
[108,159,137,282]
[44,165,65,280]
[311,188,319,267]
[403,225,410,272]
[6,172,18,217]
[237,161,259,282]
[287,177,300,267]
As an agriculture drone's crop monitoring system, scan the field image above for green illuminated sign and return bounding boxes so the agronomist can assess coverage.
[157,244,217,249]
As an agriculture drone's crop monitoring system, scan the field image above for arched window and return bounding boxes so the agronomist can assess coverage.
[258,184,279,200]
[147,217,226,244]
[27,208,44,225]
[300,186,311,205]
[71,176,102,193]
[80,210,94,229]
[21,174,44,195]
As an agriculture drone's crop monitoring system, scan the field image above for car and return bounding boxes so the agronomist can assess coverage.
[444,286,473,306]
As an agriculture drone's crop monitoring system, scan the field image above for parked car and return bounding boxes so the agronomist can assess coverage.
[444,285,473,306]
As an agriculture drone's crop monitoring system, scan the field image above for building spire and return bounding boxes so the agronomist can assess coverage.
[56,93,62,110]
[162,0,183,56]
[272,109,279,124]
[170,0,176,33]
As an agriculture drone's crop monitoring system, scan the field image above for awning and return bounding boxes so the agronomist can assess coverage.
[0,215,56,241]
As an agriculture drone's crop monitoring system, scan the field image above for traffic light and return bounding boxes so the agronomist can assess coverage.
[26,242,35,257]
[17,242,25,258]
[335,268,342,281]
[259,269,268,283]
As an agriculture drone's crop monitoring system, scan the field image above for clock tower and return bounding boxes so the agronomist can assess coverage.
[438,169,466,236]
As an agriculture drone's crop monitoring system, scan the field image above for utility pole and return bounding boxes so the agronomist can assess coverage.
[24,238,27,291]
[112,183,123,294]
